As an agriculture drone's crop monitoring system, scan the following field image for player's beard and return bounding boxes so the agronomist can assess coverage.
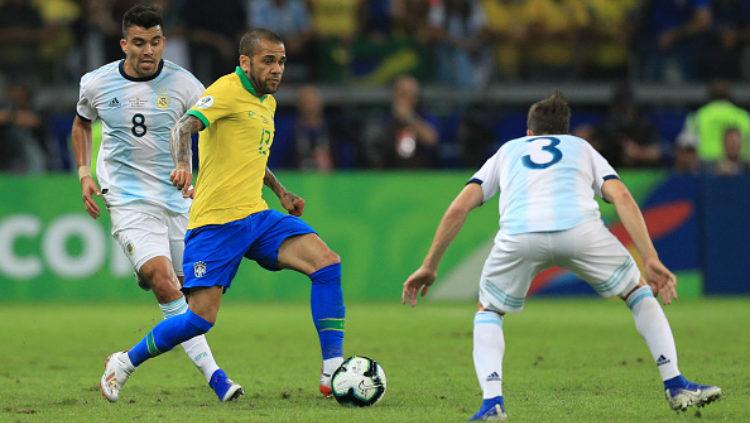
[264,78,280,94]
[246,67,279,95]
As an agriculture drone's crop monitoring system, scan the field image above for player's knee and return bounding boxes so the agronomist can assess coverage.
[313,248,340,272]
[148,269,181,301]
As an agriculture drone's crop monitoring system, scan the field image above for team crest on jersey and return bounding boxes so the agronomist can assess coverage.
[156,94,169,109]
[195,96,214,109]
[194,261,207,278]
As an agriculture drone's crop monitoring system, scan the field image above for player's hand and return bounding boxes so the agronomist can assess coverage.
[280,191,305,216]
[170,165,192,198]
[402,266,437,307]
[643,257,678,305]
[80,175,101,219]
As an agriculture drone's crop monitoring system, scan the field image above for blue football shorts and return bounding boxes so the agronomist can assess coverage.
[182,209,316,292]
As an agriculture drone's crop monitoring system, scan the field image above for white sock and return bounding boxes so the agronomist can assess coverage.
[118,351,135,371]
[626,286,680,381]
[323,356,344,375]
[473,311,504,399]
[160,297,220,382]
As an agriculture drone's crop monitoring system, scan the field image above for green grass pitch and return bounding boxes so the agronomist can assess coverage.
[0,298,747,422]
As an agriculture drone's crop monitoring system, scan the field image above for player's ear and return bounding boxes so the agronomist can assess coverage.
[120,38,127,54]
[239,54,251,72]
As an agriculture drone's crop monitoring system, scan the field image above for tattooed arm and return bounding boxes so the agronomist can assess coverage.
[169,114,203,197]
[264,167,305,216]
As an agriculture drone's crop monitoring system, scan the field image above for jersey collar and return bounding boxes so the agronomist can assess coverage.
[119,59,164,82]
[235,66,267,101]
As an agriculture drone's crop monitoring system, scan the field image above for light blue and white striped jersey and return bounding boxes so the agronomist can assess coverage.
[471,134,618,235]
[76,59,204,213]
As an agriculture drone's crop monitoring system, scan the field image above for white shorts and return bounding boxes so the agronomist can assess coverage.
[479,219,640,313]
[109,203,188,276]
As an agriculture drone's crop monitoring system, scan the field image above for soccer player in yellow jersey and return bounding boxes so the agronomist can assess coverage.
[100,29,345,401]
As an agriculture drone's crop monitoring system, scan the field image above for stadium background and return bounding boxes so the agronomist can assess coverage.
[0,1,749,422]
[1,0,748,300]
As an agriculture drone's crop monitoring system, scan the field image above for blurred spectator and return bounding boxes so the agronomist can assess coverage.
[521,0,589,81]
[246,0,313,82]
[679,80,750,162]
[33,0,81,83]
[350,0,430,85]
[362,75,439,168]
[0,0,47,82]
[181,0,246,83]
[638,0,712,82]
[481,0,527,81]
[81,0,143,65]
[703,0,750,80]
[427,0,492,88]
[391,0,431,42]
[290,85,334,171]
[713,127,750,175]
[590,85,663,167]
[672,145,701,174]
[0,84,47,173]
[308,0,363,82]
[580,0,638,80]
[153,0,190,69]
[457,106,495,167]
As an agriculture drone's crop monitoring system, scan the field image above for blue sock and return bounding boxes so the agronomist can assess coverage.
[127,309,214,367]
[310,263,345,360]
[664,374,688,390]
[481,396,504,409]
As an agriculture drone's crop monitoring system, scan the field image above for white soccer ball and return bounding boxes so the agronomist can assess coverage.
[331,356,387,407]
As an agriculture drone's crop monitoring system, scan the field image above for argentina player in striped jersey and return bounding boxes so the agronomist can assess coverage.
[402,91,721,420]
[70,4,241,402]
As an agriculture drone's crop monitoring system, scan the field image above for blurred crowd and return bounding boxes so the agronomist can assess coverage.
[1,0,750,175]
[4,0,750,85]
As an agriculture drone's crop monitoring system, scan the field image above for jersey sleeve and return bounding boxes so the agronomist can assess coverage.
[588,144,619,198]
[182,74,206,114]
[76,77,97,122]
[186,82,232,129]
[468,150,501,202]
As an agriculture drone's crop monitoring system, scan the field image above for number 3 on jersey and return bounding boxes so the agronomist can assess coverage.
[522,136,562,169]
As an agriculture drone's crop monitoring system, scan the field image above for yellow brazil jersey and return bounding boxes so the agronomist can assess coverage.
[186,67,277,229]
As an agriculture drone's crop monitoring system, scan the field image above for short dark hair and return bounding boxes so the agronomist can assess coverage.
[708,79,731,102]
[723,126,741,137]
[239,28,284,57]
[122,4,163,37]
[527,90,571,135]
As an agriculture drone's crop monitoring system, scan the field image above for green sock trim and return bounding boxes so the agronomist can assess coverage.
[317,318,345,331]
[146,333,160,356]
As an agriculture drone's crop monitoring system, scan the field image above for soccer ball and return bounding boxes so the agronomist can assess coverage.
[331,356,387,407]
